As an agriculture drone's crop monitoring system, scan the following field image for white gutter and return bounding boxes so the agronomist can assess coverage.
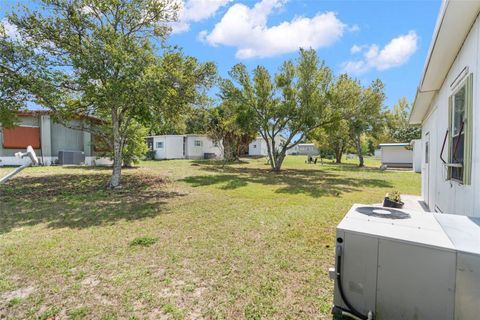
[409,0,480,124]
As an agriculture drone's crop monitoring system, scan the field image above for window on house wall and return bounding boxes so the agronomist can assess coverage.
[156,141,164,149]
[450,85,465,181]
[194,140,202,147]
[213,141,219,147]
[253,145,257,148]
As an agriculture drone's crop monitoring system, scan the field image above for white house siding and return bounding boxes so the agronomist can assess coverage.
[185,136,222,159]
[249,138,266,156]
[248,136,287,156]
[419,15,479,216]
[151,135,222,160]
[153,135,184,159]
[412,139,422,173]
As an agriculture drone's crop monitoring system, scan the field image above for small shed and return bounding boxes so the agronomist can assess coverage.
[379,143,413,168]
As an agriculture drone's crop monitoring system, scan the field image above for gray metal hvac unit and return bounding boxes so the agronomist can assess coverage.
[58,150,85,165]
[331,204,480,320]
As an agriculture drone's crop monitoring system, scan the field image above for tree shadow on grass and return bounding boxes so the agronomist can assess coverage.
[182,165,392,198]
[0,172,185,234]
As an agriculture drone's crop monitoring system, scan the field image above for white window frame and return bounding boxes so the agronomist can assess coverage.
[194,140,202,147]
[156,141,164,149]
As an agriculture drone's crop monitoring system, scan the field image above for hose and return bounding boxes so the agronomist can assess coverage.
[336,246,370,320]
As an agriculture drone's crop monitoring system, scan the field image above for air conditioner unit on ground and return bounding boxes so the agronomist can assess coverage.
[58,150,85,165]
[331,204,480,320]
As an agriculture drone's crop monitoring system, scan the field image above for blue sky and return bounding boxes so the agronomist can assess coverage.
[1,0,441,109]
[167,0,441,108]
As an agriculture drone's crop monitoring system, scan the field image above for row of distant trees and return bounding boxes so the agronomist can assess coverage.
[0,0,419,188]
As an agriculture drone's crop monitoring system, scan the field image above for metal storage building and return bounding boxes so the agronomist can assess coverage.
[0,111,111,166]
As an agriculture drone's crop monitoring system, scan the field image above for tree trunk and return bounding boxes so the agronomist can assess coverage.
[108,112,123,188]
[335,147,343,164]
[354,135,364,167]
[223,136,237,162]
[272,150,286,172]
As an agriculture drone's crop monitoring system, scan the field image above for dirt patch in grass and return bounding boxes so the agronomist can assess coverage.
[1,286,35,301]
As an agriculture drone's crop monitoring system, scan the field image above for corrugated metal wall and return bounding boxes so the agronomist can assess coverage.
[50,121,84,156]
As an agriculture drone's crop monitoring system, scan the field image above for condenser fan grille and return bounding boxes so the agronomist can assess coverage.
[356,206,411,220]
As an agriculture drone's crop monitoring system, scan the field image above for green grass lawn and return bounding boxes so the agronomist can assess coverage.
[0,156,420,320]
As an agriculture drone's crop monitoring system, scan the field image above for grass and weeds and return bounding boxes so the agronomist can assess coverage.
[0,156,420,319]
[129,236,159,247]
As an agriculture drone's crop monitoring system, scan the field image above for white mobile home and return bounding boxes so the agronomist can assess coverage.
[409,1,480,215]
[289,143,319,156]
[379,143,413,168]
[248,136,287,156]
[147,134,223,160]
[248,137,268,156]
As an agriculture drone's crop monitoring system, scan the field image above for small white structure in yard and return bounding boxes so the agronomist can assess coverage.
[379,143,413,168]
[248,136,287,156]
[409,0,480,215]
[288,143,319,156]
[148,135,223,160]
[248,137,269,156]
[411,139,422,173]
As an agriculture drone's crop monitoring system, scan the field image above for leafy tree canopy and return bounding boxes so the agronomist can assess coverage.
[3,0,216,187]
[221,48,337,171]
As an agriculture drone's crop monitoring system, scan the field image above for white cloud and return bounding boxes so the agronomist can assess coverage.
[171,0,232,33]
[200,0,349,59]
[348,24,360,32]
[350,44,363,54]
[342,31,418,75]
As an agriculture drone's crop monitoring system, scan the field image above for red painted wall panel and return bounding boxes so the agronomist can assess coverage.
[2,126,41,149]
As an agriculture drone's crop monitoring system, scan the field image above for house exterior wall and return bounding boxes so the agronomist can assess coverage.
[0,114,109,166]
[50,120,85,156]
[248,136,287,156]
[381,147,413,166]
[419,15,480,216]
[249,138,266,156]
[412,139,422,173]
[153,135,184,159]
[151,135,222,160]
[185,136,222,159]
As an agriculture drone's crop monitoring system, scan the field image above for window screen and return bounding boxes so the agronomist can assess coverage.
[451,86,465,181]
